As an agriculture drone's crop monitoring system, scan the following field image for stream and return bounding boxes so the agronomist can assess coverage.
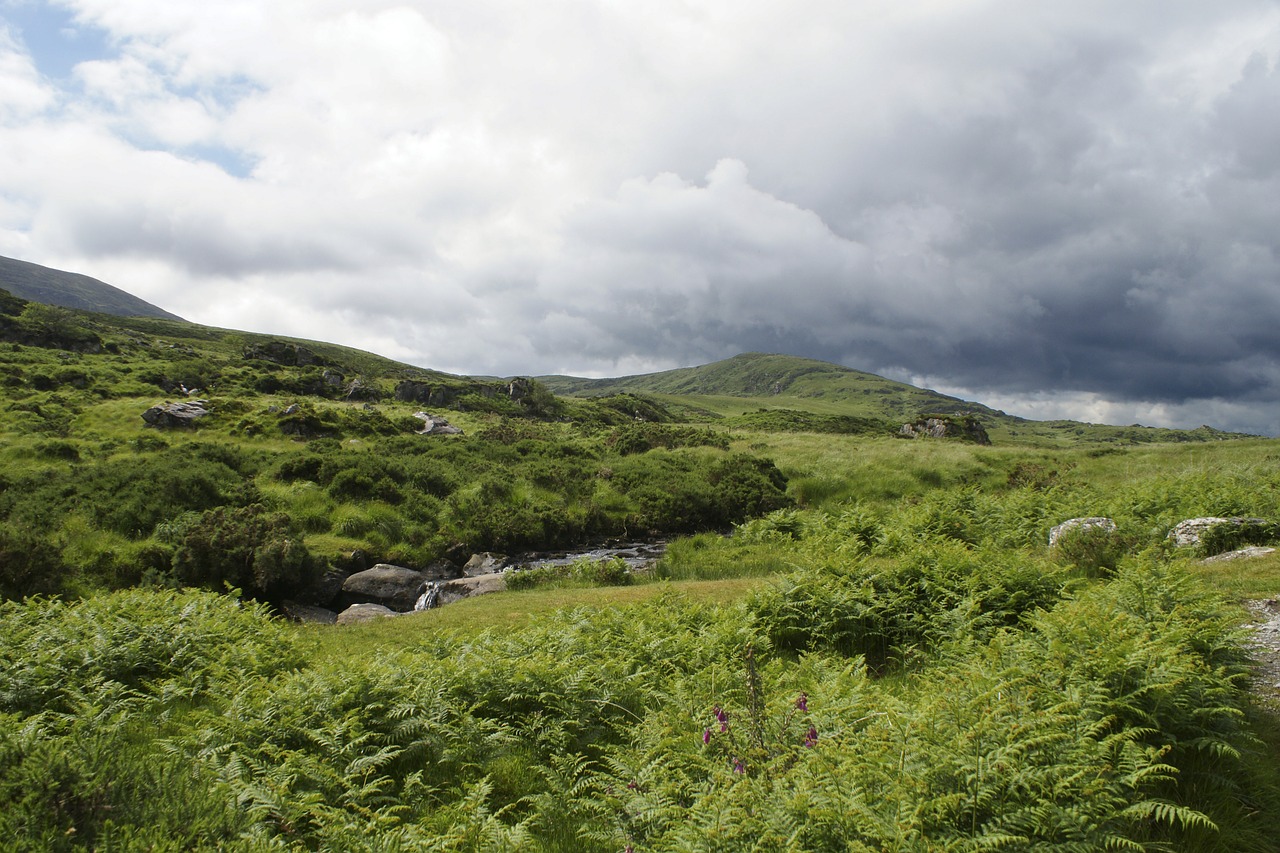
[412,539,669,611]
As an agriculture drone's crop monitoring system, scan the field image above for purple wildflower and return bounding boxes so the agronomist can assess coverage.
[732,758,745,774]
[795,692,808,712]
[804,726,819,748]
[713,704,729,732]
[627,781,639,791]
[702,728,712,745]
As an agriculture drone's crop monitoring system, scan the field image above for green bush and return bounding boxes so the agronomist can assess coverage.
[168,504,317,600]
[506,556,634,590]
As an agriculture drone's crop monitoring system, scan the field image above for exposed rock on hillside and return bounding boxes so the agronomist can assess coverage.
[1048,517,1116,547]
[1202,546,1277,563]
[244,341,329,367]
[415,411,462,435]
[1168,517,1270,549]
[899,415,991,445]
[142,400,209,427]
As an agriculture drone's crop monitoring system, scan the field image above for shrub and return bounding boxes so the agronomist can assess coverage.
[169,504,317,600]
[1051,523,1131,576]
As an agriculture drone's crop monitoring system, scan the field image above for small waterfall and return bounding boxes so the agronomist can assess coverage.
[414,582,440,611]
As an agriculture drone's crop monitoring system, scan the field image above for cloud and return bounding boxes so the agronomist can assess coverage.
[1,1,1280,433]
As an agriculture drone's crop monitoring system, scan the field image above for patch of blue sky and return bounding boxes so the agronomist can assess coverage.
[1,0,114,81]
[178,141,257,179]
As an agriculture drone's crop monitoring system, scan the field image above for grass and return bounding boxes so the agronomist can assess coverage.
[1183,550,1280,600]
[302,576,767,661]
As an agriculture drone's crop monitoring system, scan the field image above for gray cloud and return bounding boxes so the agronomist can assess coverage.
[2,1,1280,433]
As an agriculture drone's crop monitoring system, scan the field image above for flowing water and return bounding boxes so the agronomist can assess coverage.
[412,539,668,611]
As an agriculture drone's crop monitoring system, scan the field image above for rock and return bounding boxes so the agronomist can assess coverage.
[1201,546,1277,564]
[1049,517,1117,548]
[464,552,507,577]
[437,574,507,605]
[414,411,463,435]
[142,400,209,428]
[422,558,462,581]
[322,369,345,387]
[898,415,991,445]
[244,341,326,367]
[279,600,338,624]
[336,603,398,624]
[1168,517,1269,549]
[295,566,351,608]
[342,564,429,610]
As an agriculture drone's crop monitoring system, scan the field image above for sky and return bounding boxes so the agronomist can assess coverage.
[1,1,1279,435]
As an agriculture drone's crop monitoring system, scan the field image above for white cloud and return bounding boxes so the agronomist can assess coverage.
[2,1,1280,432]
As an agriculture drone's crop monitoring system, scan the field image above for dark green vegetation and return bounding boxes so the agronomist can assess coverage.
[4,285,1280,850]
[0,288,788,603]
[0,254,184,320]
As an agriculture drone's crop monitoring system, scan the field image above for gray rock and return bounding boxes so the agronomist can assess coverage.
[1168,517,1269,548]
[422,558,462,581]
[464,552,507,577]
[1201,546,1277,564]
[335,603,398,624]
[1049,517,1116,548]
[141,400,209,428]
[898,416,991,445]
[414,411,463,435]
[437,574,507,605]
[342,564,429,610]
[280,600,338,624]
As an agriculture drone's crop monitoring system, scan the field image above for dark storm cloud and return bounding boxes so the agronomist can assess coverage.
[3,1,1280,433]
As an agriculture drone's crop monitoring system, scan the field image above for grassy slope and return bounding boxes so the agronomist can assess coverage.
[542,351,1249,446]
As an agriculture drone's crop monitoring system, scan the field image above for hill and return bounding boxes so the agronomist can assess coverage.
[0,254,184,320]
[541,352,1246,445]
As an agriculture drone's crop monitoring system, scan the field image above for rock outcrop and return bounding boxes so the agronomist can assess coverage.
[1168,517,1269,549]
[415,412,463,435]
[1201,546,1277,564]
[244,341,327,367]
[899,415,991,445]
[1049,517,1116,548]
[142,400,210,428]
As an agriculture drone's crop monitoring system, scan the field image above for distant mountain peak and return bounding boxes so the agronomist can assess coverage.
[0,255,184,321]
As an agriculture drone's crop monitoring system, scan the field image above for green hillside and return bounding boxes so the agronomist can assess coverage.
[542,351,1247,446]
[5,285,1280,850]
[0,254,185,320]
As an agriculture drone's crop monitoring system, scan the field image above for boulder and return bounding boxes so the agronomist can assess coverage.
[279,600,338,624]
[1049,517,1116,548]
[342,564,429,610]
[1168,517,1269,549]
[898,415,991,445]
[142,400,209,428]
[437,574,507,605]
[415,411,463,435]
[336,603,398,625]
[464,552,507,577]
